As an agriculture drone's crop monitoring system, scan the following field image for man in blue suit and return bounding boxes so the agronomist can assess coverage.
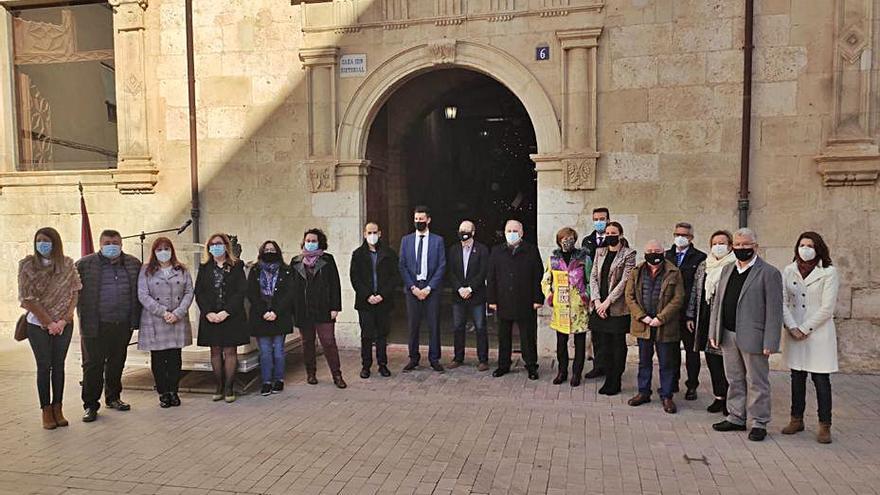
[399,205,447,372]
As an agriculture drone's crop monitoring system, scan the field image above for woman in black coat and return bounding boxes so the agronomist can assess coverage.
[195,233,248,403]
[247,240,294,396]
[290,228,345,388]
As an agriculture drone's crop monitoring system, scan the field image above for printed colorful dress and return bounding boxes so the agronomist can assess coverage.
[542,248,592,334]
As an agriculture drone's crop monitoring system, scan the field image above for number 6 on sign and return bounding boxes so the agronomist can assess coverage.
[536,45,550,61]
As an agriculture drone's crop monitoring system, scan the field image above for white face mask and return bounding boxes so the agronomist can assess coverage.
[798,246,816,262]
[366,234,379,246]
[711,244,729,259]
[674,235,690,248]
[155,249,172,263]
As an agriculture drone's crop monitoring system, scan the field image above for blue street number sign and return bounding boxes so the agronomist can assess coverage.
[536,45,550,61]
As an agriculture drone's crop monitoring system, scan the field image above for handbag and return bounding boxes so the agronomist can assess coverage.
[14,313,28,341]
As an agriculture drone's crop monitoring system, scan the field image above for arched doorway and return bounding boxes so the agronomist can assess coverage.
[364,68,538,345]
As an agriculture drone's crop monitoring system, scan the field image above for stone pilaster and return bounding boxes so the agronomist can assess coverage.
[299,46,340,192]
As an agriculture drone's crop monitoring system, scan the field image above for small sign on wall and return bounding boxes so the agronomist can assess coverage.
[536,44,550,61]
[340,54,367,78]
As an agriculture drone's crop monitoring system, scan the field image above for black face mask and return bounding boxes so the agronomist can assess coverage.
[459,231,472,242]
[260,252,282,264]
[733,248,755,262]
[415,221,428,232]
[604,235,620,247]
[645,253,664,266]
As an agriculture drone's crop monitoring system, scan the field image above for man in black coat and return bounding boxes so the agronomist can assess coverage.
[581,206,610,378]
[76,229,142,422]
[487,220,544,379]
[665,222,708,400]
[446,220,490,371]
[350,222,399,378]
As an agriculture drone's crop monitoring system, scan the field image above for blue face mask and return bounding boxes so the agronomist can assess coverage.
[35,241,53,257]
[505,232,521,245]
[594,220,607,233]
[101,244,121,259]
[208,244,226,257]
[304,241,320,252]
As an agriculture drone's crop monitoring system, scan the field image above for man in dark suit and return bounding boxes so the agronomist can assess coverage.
[350,222,399,379]
[582,206,610,379]
[487,219,544,380]
[398,206,447,372]
[665,222,708,400]
[446,220,490,371]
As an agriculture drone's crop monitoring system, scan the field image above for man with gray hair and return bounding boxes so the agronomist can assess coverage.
[708,228,783,442]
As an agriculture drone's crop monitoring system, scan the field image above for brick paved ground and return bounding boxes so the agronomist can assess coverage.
[1,342,879,495]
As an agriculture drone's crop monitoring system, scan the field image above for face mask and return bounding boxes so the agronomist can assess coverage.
[674,236,690,248]
[304,241,320,252]
[260,252,282,263]
[594,220,607,233]
[101,244,121,259]
[798,246,816,262]
[414,221,427,232]
[604,235,620,247]
[733,247,755,262]
[155,249,172,263]
[366,234,380,246]
[35,241,52,257]
[560,239,575,252]
[711,244,729,259]
[645,253,664,266]
[458,231,472,242]
[505,232,521,245]
[208,244,226,257]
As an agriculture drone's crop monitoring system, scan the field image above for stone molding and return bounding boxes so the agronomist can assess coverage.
[0,166,158,195]
[531,151,600,190]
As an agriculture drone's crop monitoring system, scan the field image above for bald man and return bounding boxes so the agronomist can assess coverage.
[487,220,544,379]
[446,220,490,370]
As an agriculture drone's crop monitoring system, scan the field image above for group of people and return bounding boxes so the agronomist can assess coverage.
[17,205,840,445]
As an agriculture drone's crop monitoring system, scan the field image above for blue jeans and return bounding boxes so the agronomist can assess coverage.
[452,302,488,363]
[637,332,676,399]
[258,335,285,383]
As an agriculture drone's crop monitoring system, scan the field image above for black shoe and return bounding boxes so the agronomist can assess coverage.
[82,408,98,422]
[272,381,284,393]
[378,365,391,377]
[402,361,418,372]
[106,399,131,411]
[333,374,347,389]
[527,370,539,381]
[360,368,371,379]
[584,368,605,379]
[748,427,767,441]
[430,363,445,373]
[570,375,581,387]
[307,373,318,385]
[685,388,697,401]
[552,372,568,385]
[707,399,726,413]
[260,383,272,396]
[169,393,181,407]
[712,420,747,432]
[492,368,509,378]
[159,393,172,408]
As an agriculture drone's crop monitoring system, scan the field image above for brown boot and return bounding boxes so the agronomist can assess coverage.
[51,403,69,427]
[781,416,804,435]
[817,423,832,444]
[41,406,57,430]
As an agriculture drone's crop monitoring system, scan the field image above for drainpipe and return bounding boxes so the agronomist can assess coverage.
[738,0,755,228]
[184,0,201,251]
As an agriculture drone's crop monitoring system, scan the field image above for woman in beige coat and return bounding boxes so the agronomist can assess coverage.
[780,231,839,444]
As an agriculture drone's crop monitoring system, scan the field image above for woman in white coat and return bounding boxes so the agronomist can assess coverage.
[780,231,839,444]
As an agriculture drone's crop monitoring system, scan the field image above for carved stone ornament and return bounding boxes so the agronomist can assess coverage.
[429,39,457,65]
[307,161,337,192]
[562,156,597,190]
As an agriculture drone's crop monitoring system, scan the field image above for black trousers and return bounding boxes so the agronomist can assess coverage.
[497,313,538,371]
[81,321,132,410]
[27,323,73,408]
[589,331,603,371]
[556,332,586,376]
[358,309,389,368]
[672,321,701,390]
[706,352,728,398]
[791,369,832,424]
[595,331,627,386]
[151,348,182,394]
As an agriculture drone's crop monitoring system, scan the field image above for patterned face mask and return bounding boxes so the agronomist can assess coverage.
[561,238,575,252]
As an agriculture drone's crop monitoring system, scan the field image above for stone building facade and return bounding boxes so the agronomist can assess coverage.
[0,0,877,371]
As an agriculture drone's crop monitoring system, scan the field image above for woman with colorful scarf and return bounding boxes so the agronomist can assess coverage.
[248,240,294,396]
[291,228,346,389]
[542,227,592,387]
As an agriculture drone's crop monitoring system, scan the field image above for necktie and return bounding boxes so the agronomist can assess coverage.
[416,235,425,274]
[676,252,684,266]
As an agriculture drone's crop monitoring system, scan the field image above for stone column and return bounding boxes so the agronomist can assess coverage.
[299,46,340,191]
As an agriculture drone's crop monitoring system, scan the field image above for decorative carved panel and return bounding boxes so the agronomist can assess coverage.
[562,156,596,190]
[429,39,457,65]
[307,160,337,193]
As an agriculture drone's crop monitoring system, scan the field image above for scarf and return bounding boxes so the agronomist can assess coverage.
[301,249,324,269]
[258,261,280,298]
[704,251,736,304]
[18,255,82,321]
[797,258,819,280]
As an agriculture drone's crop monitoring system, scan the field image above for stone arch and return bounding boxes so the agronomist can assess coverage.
[336,40,562,161]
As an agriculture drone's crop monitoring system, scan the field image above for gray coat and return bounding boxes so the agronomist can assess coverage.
[137,265,194,351]
[707,257,783,354]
